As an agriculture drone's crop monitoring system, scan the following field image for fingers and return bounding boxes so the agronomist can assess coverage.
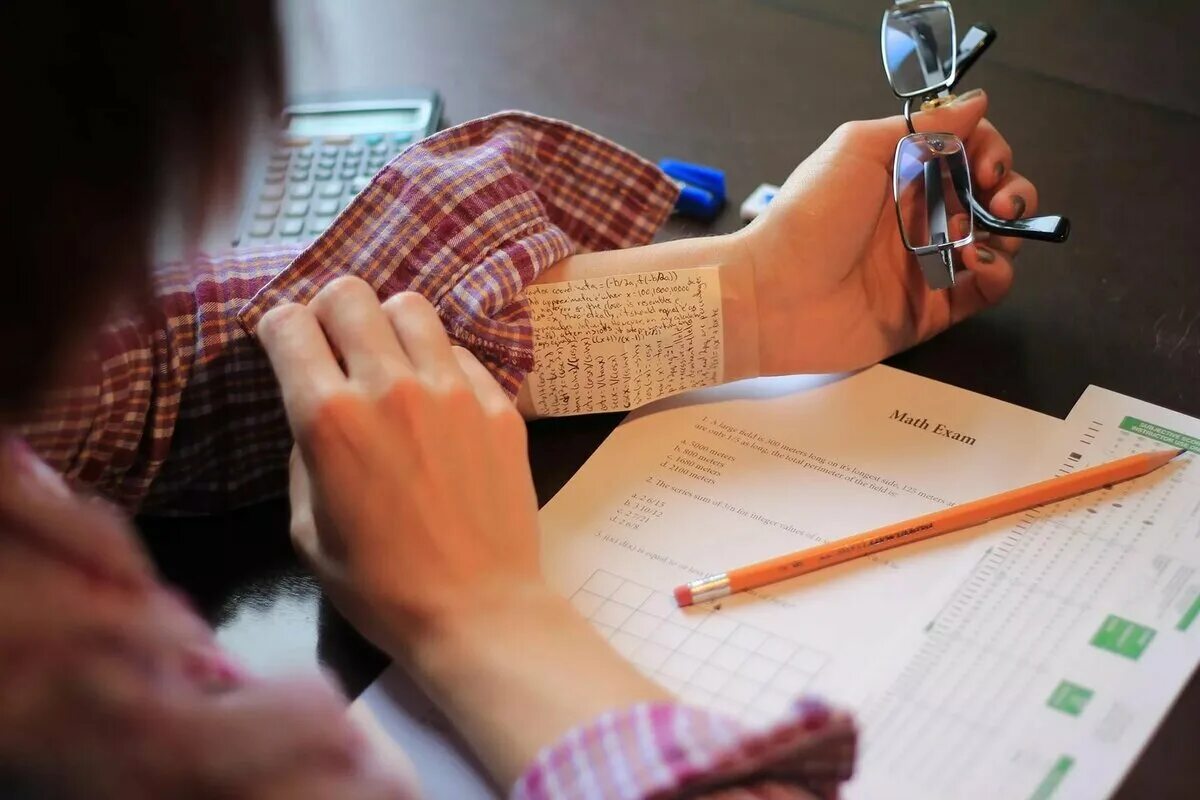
[452,347,515,417]
[259,302,347,430]
[914,89,990,143]
[948,244,1015,325]
[980,170,1040,256]
[965,118,1013,193]
[181,677,364,784]
[0,441,154,591]
[287,446,323,563]
[382,292,463,384]
[309,277,410,386]
[986,170,1039,223]
[825,90,989,169]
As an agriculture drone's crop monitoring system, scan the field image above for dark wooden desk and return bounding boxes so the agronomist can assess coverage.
[143,1,1200,796]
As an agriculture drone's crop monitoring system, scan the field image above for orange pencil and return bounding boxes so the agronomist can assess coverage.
[673,447,1186,607]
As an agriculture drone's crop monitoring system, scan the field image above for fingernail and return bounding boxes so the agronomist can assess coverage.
[954,88,984,104]
[1010,194,1026,219]
[995,161,1007,179]
[975,245,996,264]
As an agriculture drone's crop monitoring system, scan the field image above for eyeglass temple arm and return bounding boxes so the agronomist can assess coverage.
[952,23,996,87]
[946,152,1071,243]
[970,194,1071,242]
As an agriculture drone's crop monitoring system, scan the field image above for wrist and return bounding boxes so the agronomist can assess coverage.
[407,583,572,679]
[718,228,763,382]
[404,582,669,787]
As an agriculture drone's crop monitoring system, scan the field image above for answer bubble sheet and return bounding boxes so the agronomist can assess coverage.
[853,386,1200,800]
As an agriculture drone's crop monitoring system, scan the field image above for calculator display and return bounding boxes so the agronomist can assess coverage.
[234,92,442,246]
[289,108,423,136]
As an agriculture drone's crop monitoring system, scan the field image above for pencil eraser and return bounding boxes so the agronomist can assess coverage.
[673,584,693,607]
[739,182,780,222]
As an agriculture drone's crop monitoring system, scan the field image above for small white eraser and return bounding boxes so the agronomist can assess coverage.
[739,183,781,222]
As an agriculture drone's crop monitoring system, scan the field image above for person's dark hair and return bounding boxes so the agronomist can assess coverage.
[3,1,282,419]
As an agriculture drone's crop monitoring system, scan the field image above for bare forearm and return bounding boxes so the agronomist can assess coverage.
[516,230,761,417]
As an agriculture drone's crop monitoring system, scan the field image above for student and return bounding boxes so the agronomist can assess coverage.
[1,2,1038,797]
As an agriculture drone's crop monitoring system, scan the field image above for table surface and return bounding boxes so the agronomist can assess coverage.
[143,2,1200,797]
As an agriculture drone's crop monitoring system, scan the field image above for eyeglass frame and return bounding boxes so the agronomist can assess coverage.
[880,1,1070,289]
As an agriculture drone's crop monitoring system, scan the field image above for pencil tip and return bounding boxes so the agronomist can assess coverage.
[1170,448,1189,462]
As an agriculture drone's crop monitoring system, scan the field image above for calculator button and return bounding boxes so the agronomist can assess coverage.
[322,135,353,146]
[365,133,384,146]
[254,201,281,219]
[367,157,386,170]
[393,132,414,145]
[316,169,334,181]
[248,219,275,238]
[267,162,287,176]
[345,145,364,156]
[260,184,285,201]
[283,137,312,148]
[264,172,285,185]
[279,218,305,237]
[318,181,345,198]
[340,168,358,180]
[269,151,291,164]
[308,217,335,235]
[289,183,314,199]
[291,170,311,182]
[284,200,310,217]
[320,145,338,157]
[318,156,337,169]
[369,144,389,157]
[315,198,340,216]
[351,176,371,193]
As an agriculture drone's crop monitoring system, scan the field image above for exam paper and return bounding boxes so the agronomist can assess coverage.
[539,366,1060,710]
[852,387,1200,800]
[350,366,1060,796]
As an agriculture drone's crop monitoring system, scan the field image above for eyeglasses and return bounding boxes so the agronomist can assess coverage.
[881,0,1070,289]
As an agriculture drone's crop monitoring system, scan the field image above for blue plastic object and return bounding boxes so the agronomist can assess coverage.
[658,158,727,221]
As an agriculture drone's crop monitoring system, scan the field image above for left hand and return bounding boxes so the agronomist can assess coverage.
[742,89,1036,375]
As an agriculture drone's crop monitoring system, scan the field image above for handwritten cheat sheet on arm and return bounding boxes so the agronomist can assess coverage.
[852,387,1200,800]
[525,268,723,416]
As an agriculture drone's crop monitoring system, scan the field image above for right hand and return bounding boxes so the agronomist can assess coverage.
[258,278,544,656]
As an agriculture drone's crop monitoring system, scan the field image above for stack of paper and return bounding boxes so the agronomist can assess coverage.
[351,366,1200,800]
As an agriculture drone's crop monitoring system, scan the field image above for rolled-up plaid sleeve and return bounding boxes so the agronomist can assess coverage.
[512,699,857,800]
[18,112,679,515]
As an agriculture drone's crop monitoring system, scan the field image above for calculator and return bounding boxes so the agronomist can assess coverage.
[233,91,442,246]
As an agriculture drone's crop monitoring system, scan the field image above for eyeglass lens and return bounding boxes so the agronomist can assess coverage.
[894,134,973,251]
[884,4,956,97]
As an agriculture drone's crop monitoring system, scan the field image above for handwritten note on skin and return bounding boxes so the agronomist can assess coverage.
[526,268,724,416]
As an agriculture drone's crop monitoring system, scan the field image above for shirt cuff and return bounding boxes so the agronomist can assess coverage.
[238,111,679,395]
[512,699,857,800]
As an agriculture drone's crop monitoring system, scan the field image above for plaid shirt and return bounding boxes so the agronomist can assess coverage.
[13,112,857,797]
[19,111,676,514]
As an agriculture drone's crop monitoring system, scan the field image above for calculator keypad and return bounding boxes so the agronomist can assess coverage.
[238,130,428,245]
